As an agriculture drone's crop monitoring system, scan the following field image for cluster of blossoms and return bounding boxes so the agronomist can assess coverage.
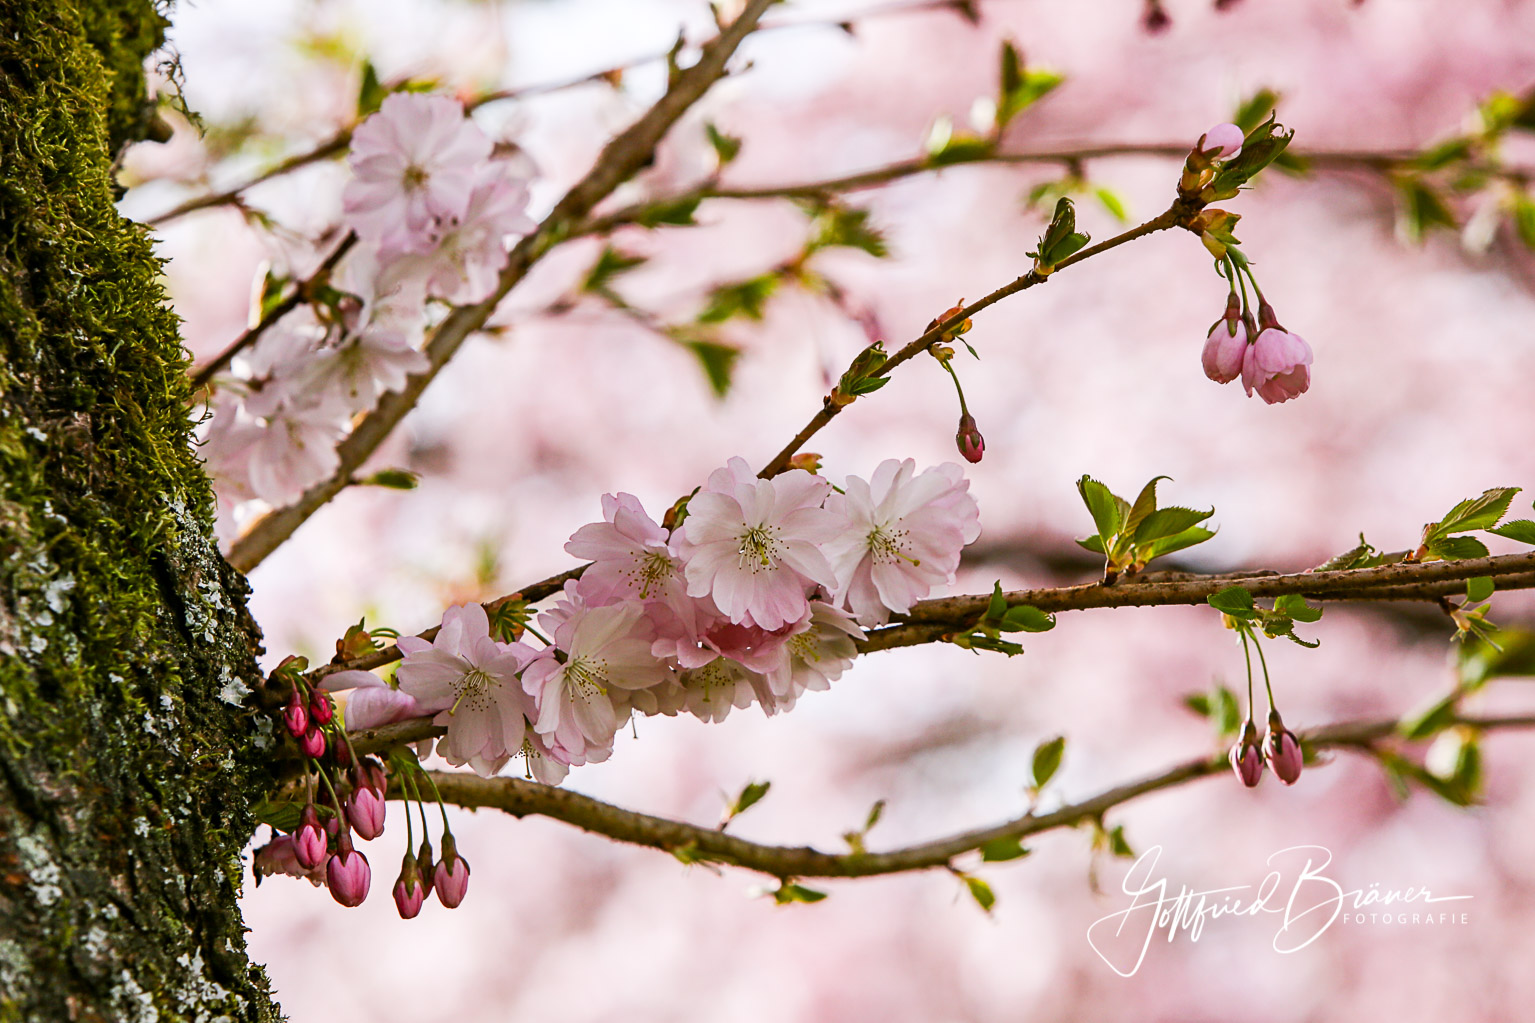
[1186,122,1315,405]
[327,456,980,784]
[254,656,472,916]
[203,92,535,508]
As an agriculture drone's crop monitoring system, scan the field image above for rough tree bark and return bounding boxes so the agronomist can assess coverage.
[0,1,280,1019]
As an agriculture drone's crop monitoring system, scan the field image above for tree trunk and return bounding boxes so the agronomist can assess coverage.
[0,2,279,1019]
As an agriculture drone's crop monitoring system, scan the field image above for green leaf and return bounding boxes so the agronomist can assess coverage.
[952,632,1025,656]
[581,245,648,296]
[636,195,701,228]
[1413,137,1473,172]
[1232,88,1281,134]
[1030,735,1066,789]
[1459,628,1535,687]
[1106,823,1134,858]
[728,780,771,818]
[681,338,741,398]
[1076,475,1122,546]
[252,798,304,833]
[1208,586,1255,616]
[1123,475,1168,539]
[1207,114,1295,195]
[926,134,996,167]
[773,883,828,905]
[1426,536,1490,562]
[698,274,779,324]
[1399,692,1460,741]
[357,60,387,117]
[1213,684,1241,736]
[1094,187,1128,223]
[1273,594,1323,623]
[1467,576,1495,604]
[961,873,996,912]
[705,121,742,164]
[1433,487,1521,536]
[864,799,886,832]
[1315,534,1386,571]
[806,204,888,258]
[1031,197,1089,269]
[1000,605,1056,633]
[1396,177,1459,242]
[1075,534,1106,555]
[979,835,1031,862]
[1133,505,1214,544]
[358,468,419,490]
[1183,692,1211,716]
[1491,519,1535,545]
[984,581,1009,622]
[1513,196,1535,250]
[1140,526,1215,561]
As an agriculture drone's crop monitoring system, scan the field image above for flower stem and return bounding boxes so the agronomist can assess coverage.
[1252,632,1276,707]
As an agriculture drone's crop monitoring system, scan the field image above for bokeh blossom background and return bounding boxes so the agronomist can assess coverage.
[122,0,1535,1018]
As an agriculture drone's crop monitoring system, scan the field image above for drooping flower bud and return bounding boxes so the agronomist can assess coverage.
[356,757,389,797]
[345,786,386,841]
[1229,717,1265,788]
[331,736,353,769]
[1264,710,1304,785]
[309,691,334,727]
[416,838,435,899]
[392,852,426,919]
[1202,318,1248,384]
[283,690,308,737]
[955,413,985,464]
[433,834,470,909]
[293,805,328,870]
[326,834,371,907]
[298,726,326,759]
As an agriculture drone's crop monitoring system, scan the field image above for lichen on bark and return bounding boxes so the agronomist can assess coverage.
[0,1,280,1020]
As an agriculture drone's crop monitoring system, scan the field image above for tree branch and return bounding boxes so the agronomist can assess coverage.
[756,200,1196,478]
[387,712,1535,880]
[225,0,780,574]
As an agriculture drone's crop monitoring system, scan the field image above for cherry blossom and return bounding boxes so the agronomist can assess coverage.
[1202,319,1248,384]
[766,601,862,703]
[822,459,981,625]
[1242,327,1313,404]
[406,167,535,304]
[564,492,688,607]
[679,456,839,630]
[522,600,670,758]
[341,93,493,255]
[676,655,774,723]
[395,603,538,777]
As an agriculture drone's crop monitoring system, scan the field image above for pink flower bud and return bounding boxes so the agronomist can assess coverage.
[309,692,334,726]
[955,413,984,464]
[1241,327,1312,405]
[356,758,388,797]
[1199,122,1244,161]
[331,737,353,769]
[1202,319,1248,384]
[326,837,371,907]
[1228,718,1265,788]
[393,854,426,919]
[433,836,470,908]
[345,786,386,841]
[298,726,326,759]
[1265,711,1304,785]
[283,694,308,738]
[293,806,327,870]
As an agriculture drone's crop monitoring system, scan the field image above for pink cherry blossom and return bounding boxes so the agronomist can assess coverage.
[241,405,346,506]
[1241,327,1312,404]
[320,668,426,730]
[326,836,371,907]
[394,603,538,778]
[1202,319,1248,384]
[676,655,775,723]
[822,459,981,625]
[342,93,492,255]
[766,601,862,702]
[522,600,670,758]
[565,493,687,606]
[407,167,535,304]
[679,457,839,630]
[294,325,428,415]
[1199,122,1245,160]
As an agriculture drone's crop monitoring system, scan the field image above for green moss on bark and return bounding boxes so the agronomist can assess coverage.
[0,1,280,1020]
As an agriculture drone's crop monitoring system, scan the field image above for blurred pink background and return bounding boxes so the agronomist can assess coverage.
[124,0,1535,1019]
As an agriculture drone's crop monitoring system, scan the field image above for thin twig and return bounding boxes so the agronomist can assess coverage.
[188,232,356,392]
[379,712,1535,880]
[226,0,781,575]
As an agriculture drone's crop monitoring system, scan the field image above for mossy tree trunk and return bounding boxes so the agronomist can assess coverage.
[0,2,280,1019]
